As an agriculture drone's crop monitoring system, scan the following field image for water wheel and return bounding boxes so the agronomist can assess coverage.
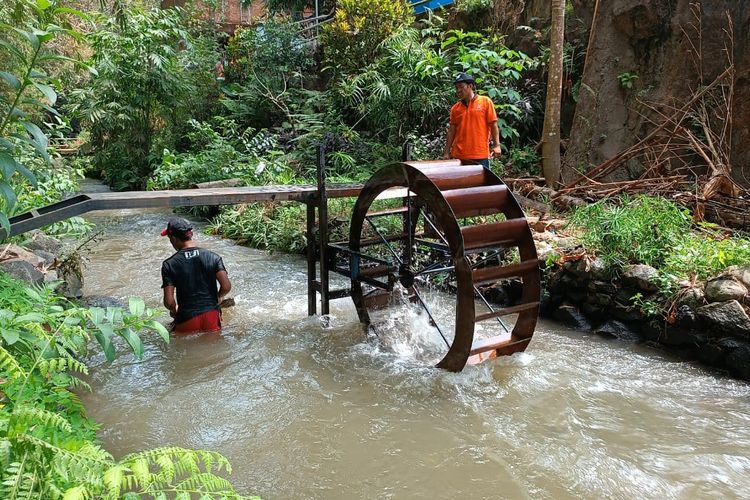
[347,160,540,372]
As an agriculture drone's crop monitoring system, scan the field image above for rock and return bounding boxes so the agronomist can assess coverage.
[552,303,592,330]
[724,266,750,289]
[622,264,660,292]
[32,249,56,267]
[79,295,127,308]
[641,319,662,342]
[568,288,587,303]
[0,244,44,267]
[589,258,609,280]
[697,342,724,366]
[555,237,579,253]
[23,231,63,254]
[539,292,564,318]
[675,304,697,329]
[0,260,44,286]
[593,320,642,342]
[581,302,606,323]
[613,3,664,40]
[535,241,555,262]
[677,287,705,309]
[58,268,83,299]
[704,278,747,303]
[613,301,642,322]
[717,337,745,350]
[590,280,617,296]
[43,269,59,283]
[659,325,698,347]
[725,344,750,380]
[696,300,750,336]
[480,286,509,305]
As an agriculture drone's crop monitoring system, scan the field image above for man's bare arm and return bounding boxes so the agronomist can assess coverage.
[490,121,501,158]
[163,285,177,317]
[443,124,457,159]
[216,270,231,302]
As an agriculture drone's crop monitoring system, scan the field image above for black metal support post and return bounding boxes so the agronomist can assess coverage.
[316,144,330,315]
[306,202,316,316]
[401,141,413,162]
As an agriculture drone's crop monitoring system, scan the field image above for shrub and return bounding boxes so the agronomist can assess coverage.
[568,196,691,271]
[665,229,750,281]
[73,7,195,190]
[322,0,414,77]
[208,202,307,253]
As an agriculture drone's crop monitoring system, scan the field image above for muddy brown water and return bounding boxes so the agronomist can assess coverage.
[79,203,750,499]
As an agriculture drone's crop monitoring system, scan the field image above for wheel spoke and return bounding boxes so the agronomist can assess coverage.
[409,283,450,348]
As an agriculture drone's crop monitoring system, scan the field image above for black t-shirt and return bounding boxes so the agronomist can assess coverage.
[161,247,226,324]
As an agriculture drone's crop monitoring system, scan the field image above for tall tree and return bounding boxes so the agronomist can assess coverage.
[541,0,565,187]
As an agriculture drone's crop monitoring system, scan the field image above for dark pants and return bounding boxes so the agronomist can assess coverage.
[460,158,490,169]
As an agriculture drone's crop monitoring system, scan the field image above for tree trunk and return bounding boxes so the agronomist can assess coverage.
[541,0,565,187]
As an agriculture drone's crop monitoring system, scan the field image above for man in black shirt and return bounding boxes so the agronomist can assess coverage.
[160,217,232,334]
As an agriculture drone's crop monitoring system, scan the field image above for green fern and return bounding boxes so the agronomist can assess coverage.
[0,346,27,380]
[11,406,73,434]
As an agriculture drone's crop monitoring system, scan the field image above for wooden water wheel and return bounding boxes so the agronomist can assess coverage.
[345,160,540,372]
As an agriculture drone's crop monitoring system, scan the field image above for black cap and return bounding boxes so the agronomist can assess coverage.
[161,217,193,237]
[454,72,475,84]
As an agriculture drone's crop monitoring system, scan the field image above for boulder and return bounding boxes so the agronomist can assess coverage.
[593,319,642,342]
[23,231,63,255]
[79,295,127,308]
[535,241,556,262]
[0,244,44,267]
[622,264,660,292]
[704,278,747,303]
[0,260,44,286]
[725,344,750,380]
[58,268,83,299]
[675,304,697,329]
[590,280,617,296]
[552,303,592,330]
[588,257,609,281]
[677,287,705,309]
[724,266,750,289]
[659,325,698,347]
[32,249,56,267]
[697,342,724,366]
[696,300,750,336]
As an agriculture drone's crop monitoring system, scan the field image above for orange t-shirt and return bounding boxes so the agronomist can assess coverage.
[449,95,498,160]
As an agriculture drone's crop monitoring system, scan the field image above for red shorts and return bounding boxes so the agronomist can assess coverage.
[174,309,221,335]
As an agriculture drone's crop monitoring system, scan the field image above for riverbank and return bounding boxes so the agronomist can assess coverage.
[510,208,750,381]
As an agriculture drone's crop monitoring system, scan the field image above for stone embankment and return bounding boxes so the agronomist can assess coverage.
[529,218,750,380]
[0,230,83,299]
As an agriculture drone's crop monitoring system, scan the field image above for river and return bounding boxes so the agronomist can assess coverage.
[78,201,750,499]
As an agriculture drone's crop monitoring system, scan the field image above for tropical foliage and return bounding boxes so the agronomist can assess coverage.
[71,7,195,190]
[0,0,82,235]
[0,273,251,498]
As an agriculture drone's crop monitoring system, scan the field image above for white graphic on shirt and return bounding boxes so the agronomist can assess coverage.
[184,250,200,259]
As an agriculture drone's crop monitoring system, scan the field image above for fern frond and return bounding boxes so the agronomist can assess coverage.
[175,472,234,493]
[1,454,37,500]
[16,433,110,488]
[129,457,152,489]
[12,405,73,434]
[38,357,88,377]
[0,345,27,380]
[102,464,129,498]
[62,484,89,500]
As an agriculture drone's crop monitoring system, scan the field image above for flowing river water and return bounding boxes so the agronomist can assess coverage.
[78,196,750,499]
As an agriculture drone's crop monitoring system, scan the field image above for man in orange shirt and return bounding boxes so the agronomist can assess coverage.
[442,73,502,168]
